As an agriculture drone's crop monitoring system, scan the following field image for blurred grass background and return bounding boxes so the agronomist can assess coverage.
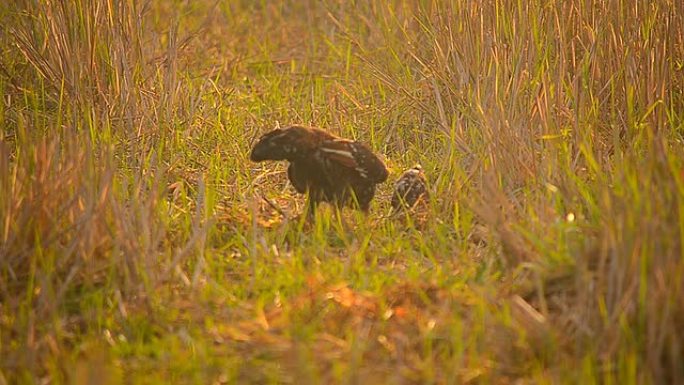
[1,0,683,383]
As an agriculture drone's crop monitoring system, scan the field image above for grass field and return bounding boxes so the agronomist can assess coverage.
[1,0,683,383]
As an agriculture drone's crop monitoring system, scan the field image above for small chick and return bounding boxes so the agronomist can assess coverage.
[391,165,429,212]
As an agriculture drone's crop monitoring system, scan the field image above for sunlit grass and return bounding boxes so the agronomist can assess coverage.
[1,0,683,384]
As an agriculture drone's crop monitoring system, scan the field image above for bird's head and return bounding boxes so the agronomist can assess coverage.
[406,164,424,176]
[250,127,303,162]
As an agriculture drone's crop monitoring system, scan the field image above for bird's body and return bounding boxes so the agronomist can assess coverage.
[391,165,429,212]
[250,125,388,214]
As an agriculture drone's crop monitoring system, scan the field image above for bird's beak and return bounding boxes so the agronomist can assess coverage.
[250,146,265,161]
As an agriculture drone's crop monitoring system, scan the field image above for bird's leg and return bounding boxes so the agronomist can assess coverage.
[305,195,318,221]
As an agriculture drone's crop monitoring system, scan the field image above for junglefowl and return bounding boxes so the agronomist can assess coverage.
[250,125,389,215]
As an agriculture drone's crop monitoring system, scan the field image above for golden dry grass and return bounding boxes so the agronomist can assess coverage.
[1,0,683,384]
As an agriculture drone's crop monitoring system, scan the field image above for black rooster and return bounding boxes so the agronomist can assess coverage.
[250,125,389,215]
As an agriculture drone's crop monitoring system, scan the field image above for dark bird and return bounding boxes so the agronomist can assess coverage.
[250,125,389,215]
[391,165,429,212]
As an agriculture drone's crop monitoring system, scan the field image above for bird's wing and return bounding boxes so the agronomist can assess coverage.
[317,141,358,168]
[315,139,389,183]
